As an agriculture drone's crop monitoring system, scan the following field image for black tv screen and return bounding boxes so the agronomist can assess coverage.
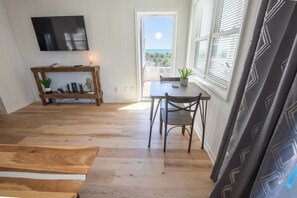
[31,16,89,51]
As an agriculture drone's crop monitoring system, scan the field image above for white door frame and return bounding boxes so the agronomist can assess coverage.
[135,10,178,100]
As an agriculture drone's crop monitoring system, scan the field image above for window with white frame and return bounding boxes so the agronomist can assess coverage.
[191,0,245,91]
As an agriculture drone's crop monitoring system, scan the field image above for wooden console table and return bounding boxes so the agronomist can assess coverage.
[31,66,103,106]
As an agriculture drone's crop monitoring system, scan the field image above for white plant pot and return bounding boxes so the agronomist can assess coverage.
[44,87,52,92]
[180,78,188,86]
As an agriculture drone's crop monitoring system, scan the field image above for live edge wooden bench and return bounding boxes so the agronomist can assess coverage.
[0,144,99,198]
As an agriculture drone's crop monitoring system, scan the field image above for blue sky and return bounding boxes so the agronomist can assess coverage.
[143,16,173,50]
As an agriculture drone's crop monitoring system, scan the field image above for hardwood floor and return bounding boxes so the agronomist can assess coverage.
[0,102,213,198]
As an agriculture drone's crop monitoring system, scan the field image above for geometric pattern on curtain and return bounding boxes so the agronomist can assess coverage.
[210,0,297,197]
[250,72,297,197]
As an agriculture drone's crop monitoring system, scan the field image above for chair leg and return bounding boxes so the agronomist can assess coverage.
[182,125,185,135]
[188,125,194,153]
[159,108,163,135]
[164,123,168,152]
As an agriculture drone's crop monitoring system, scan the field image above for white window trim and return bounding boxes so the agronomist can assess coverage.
[186,0,249,101]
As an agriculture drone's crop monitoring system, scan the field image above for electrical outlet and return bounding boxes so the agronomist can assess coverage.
[124,87,127,92]
[114,87,118,92]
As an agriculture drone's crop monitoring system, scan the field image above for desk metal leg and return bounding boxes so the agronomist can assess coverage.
[148,98,161,148]
[199,100,208,149]
[148,98,155,147]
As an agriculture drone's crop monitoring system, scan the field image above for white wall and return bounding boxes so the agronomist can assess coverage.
[3,0,191,102]
[0,0,33,114]
[189,0,261,162]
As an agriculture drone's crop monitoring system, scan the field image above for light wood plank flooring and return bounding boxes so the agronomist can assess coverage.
[0,102,213,198]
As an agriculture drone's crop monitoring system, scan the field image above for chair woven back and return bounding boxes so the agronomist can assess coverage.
[165,93,202,125]
[160,75,180,82]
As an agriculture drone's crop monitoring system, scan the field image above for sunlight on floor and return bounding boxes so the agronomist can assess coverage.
[118,102,151,111]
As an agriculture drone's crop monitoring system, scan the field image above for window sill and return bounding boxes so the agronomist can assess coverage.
[190,75,230,101]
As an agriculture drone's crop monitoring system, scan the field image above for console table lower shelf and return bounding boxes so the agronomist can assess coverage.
[41,92,103,106]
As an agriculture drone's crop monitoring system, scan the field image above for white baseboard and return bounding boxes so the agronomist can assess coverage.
[103,99,139,103]
[194,122,216,164]
[5,100,33,114]
[33,97,139,104]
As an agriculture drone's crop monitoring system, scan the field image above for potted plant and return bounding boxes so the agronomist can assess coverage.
[40,78,52,93]
[178,67,194,86]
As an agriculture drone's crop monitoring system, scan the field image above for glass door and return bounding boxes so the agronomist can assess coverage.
[137,12,177,99]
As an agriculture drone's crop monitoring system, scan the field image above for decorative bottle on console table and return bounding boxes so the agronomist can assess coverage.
[71,83,78,93]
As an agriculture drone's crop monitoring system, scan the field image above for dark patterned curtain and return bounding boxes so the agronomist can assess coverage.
[210,0,297,197]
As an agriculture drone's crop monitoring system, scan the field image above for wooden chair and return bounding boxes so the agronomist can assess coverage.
[159,76,181,134]
[161,93,202,153]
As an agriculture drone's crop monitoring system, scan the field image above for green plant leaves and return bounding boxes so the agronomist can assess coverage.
[178,68,194,79]
[40,78,52,88]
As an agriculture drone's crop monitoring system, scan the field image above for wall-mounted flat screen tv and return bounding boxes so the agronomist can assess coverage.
[31,16,89,51]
